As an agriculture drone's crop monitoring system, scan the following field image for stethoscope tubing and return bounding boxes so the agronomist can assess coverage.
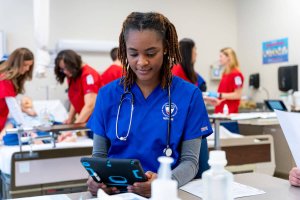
[115,91,134,141]
[115,86,172,156]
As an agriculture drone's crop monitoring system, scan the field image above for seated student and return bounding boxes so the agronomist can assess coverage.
[86,12,212,197]
[172,38,207,92]
[101,47,123,85]
[289,167,300,186]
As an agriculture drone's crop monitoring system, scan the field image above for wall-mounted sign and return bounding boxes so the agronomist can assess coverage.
[262,37,288,64]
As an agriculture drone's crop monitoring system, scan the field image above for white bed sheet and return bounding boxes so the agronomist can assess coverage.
[18,100,68,129]
[33,100,68,123]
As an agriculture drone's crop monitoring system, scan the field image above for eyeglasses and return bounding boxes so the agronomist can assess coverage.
[59,67,68,73]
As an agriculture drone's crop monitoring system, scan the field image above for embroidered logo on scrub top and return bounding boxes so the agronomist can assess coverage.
[234,76,242,86]
[162,102,178,120]
[201,126,208,132]
[86,74,94,85]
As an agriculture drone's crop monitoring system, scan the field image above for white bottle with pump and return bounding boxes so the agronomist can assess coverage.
[223,104,229,115]
[151,156,181,200]
[202,150,233,200]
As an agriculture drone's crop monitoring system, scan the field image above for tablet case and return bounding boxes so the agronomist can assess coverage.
[80,157,147,191]
[264,100,287,111]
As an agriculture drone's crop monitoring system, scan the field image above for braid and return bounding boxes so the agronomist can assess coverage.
[162,20,181,88]
[118,12,181,90]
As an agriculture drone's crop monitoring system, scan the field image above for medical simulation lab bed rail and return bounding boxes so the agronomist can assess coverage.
[1,123,92,199]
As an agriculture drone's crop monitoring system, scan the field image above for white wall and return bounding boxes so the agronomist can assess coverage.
[0,0,237,101]
[0,0,67,101]
[237,0,300,102]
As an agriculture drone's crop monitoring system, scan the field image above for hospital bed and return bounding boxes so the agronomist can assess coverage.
[0,100,93,198]
[4,99,89,149]
[0,139,93,199]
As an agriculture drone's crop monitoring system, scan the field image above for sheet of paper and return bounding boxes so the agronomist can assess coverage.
[88,192,147,200]
[180,179,265,199]
[10,194,71,200]
[274,110,300,167]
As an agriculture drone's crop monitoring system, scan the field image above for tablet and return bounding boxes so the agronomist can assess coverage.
[80,157,147,192]
[264,100,287,111]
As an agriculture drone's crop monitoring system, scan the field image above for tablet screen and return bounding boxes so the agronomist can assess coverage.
[265,100,287,111]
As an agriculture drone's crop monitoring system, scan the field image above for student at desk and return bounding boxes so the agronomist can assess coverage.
[86,12,212,197]
[54,50,103,139]
[205,47,244,113]
[0,48,34,140]
[172,38,207,92]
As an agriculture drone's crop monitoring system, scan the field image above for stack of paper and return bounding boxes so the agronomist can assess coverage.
[180,179,265,198]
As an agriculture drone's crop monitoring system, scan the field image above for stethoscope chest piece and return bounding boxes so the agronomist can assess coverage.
[163,147,172,157]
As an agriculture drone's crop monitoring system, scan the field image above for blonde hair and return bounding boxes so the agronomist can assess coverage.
[220,47,240,74]
[0,48,34,94]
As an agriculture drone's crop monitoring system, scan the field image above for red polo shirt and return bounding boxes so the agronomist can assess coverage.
[215,69,244,113]
[101,64,123,85]
[0,78,16,131]
[68,65,102,116]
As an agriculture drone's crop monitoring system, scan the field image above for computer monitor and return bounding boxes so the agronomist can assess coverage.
[278,65,298,92]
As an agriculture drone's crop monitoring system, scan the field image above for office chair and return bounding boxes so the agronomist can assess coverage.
[194,137,210,179]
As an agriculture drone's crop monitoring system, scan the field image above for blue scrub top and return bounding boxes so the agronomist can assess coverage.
[87,76,212,173]
[197,73,206,87]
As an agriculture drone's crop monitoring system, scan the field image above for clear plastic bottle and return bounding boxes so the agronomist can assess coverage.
[223,104,229,115]
[151,156,181,200]
[202,150,233,200]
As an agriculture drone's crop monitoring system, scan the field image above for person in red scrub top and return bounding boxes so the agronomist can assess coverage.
[172,38,206,92]
[54,50,103,138]
[205,47,244,113]
[0,48,34,139]
[101,47,123,85]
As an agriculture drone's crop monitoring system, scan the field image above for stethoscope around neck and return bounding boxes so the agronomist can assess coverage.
[115,86,173,157]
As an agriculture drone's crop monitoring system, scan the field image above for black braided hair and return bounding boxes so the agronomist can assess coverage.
[118,12,181,89]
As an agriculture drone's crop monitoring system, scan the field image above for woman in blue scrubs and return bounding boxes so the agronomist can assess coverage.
[172,38,207,92]
[87,12,212,197]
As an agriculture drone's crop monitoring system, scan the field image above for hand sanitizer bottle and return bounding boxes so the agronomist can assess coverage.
[223,104,229,115]
[202,150,233,200]
[151,156,181,200]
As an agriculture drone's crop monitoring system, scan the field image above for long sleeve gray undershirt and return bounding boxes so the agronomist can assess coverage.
[92,134,201,187]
